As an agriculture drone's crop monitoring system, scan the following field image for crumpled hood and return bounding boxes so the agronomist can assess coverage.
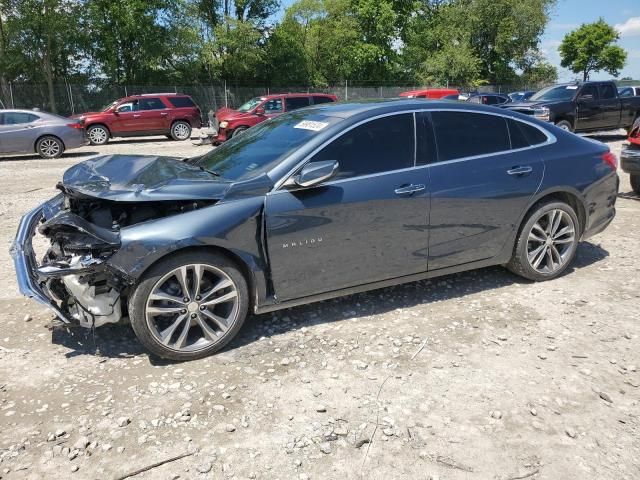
[60,154,231,202]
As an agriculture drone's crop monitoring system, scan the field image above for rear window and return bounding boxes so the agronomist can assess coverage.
[285,97,310,111]
[432,111,510,161]
[167,96,196,108]
[312,96,334,105]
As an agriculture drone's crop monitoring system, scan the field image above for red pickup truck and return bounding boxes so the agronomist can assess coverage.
[210,93,337,143]
[74,93,202,145]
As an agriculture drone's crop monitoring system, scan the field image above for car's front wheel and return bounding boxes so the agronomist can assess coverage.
[128,251,248,361]
[555,120,573,132]
[87,125,110,145]
[170,121,191,141]
[36,136,64,158]
[232,126,248,138]
[507,201,580,281]
[631,174,640,194]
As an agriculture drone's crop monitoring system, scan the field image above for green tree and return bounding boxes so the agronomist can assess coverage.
[559,19,627,81]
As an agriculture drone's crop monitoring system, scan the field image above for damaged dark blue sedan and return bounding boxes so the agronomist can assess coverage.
[11,100,619,360]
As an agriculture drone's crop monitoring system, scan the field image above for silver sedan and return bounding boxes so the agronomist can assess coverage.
[0,109,86,159]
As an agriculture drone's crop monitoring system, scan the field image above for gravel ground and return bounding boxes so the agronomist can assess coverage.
[0,131,639,480]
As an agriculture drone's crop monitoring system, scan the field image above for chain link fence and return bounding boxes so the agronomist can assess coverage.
[2,80,636,118]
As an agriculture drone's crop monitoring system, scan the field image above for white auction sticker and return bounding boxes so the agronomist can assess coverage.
[566,85,578,89]
[294,120,329,131]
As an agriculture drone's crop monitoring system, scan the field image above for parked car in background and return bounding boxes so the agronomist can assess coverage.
[506,81,640,133]
[441,94,463,100]
[621,117,640,193]
[210,93,336,143]
[509,91,536,102]
[12,99,618,360]
[73,93,202,145]
[0,109,85,158]
[399,88,459,99]
[466,93,512,106]
[618,86,640,97]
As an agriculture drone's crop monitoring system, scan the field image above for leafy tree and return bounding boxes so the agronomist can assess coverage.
[559,19,627,81]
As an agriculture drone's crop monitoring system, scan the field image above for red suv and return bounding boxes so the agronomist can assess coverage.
[75,93,202,145]
[211,93,337,143]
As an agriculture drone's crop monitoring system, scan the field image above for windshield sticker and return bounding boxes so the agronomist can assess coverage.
[566,86,578,89]
[294,120,329,131]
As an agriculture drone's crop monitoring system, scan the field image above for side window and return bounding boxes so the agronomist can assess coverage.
[599,84,616,100]
[264,98,283,113]
[507,118,548,148]
[486,95,499,105]
[285,97,310,111]
[310,113,415,179]
[580,85,598,100]
[619,88,632,98]
[468,96,481,104]
[139,97,166,110]
[116,102,134,112]
[1,112,38,125]
[312,96,334,105]
[431,111,510,161]
[167,96,196,108]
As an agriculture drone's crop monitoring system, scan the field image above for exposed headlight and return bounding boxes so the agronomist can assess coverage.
[219,121,228,129]
[533,107,550,121]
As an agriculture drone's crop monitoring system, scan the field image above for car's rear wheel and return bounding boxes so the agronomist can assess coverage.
[555,120,573,132]
[631,174,640,194]
[87,125,109,145]
[36,136,64,158]
[170,121,191,141]
[232,126,248,137]
[507,201,580,281]
[128,251,248,361]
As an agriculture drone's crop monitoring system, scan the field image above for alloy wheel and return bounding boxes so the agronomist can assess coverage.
[173,123,190,140]
[145,264,239,353]
[89,127,108,144]
[526,209,576,274]
[39,138,61,157]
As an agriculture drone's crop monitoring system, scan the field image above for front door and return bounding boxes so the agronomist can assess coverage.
[575,84,601,130]
[265,113,431,301]
[110,101,139,134]
[425,111,545,270]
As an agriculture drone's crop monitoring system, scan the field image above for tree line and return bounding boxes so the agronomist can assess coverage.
[0,0,559,102]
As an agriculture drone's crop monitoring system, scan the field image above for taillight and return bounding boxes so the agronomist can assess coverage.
[67,123,84,129]
[601,151,617,170]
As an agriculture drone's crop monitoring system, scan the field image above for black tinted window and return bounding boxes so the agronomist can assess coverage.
[167,96,195,108]
[312,96,334,105]
[311,113,414,179]
[508,119,530,149]
[580,85,598,100]
[432,111,510,161]
[518,121,548,145]
[285,97,310,111]
[0,112,39,125]
[599,84,616,99]
[139,98,166,110]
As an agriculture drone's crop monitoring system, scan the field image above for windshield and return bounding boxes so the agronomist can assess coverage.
[192,111,343,182]
[530,85,578,102]
[237,97,264,113]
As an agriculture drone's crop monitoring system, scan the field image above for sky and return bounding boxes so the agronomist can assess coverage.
[541,0,640,81]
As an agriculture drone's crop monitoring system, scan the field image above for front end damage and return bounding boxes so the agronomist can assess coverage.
[11,191,216,329]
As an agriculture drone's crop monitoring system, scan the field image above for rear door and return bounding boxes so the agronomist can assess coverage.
[0,112,40,153]
[575,84,601,130]
[265,112,431,301]
[597,83,621,129]
[425,110,545,270]
[135,97,171,132]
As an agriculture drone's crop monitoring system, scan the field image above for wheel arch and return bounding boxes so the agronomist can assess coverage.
[521,188,587,237]
[171,118,192,127]
[34,133,65,152]
[86,123,112,137]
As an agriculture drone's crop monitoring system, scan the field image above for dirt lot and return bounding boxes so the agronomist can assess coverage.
[0,132,639,480]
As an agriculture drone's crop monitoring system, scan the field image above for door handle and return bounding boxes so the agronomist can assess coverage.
[394,184,426,195]
[507,166,533,176]
[133,114,141,118]
[160,112,168,116]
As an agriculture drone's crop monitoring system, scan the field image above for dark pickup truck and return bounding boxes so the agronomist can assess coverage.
[506,81,640,133]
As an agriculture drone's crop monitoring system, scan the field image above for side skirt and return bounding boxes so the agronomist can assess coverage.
[254,256,506,314]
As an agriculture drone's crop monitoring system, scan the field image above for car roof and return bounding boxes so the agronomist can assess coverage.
[260,92,335,99]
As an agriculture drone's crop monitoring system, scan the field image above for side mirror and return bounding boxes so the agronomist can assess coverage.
[255,106,265,115]
[285,160,339,188]
[578,94,594,102]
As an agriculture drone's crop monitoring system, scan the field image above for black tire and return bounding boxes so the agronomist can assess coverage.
[170,121,191,141]
[232,126,248,138]
[631,174,640,194]
[128,251,249,361]
[507,201,580,281]
[87,125,110,145]
[555,120,573,132]
[36,135,64,158]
